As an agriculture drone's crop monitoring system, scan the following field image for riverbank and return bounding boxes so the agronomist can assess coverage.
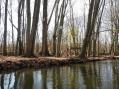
[0,56,119,71]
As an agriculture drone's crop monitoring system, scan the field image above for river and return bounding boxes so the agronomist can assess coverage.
[0,59,119,89]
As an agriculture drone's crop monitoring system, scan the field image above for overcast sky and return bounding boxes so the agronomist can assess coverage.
[0,0,89,41]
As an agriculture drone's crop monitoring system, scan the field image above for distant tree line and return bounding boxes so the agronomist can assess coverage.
[0,0,119,59]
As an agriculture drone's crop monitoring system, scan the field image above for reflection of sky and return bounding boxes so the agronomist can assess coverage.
[2,73,15,89]
[99,61,113,89]
[33,71,42,89]
[1,60,119,89]
[46,69,54,89]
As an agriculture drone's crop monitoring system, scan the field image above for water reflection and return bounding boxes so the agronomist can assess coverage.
[0,60,119,89]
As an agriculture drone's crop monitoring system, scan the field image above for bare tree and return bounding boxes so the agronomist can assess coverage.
[25,0,41,57]
[25,0,31,55]
[16,0,24,55]
[56,0,68,57]
[110,0,119,55]
[3,0,8,55]
[0,0,1,23]
[42,0,59,56]
[21,0,25,54]
[52,0,60,55]
[80,0,102,59]
[9,0,15,54]
[42,0,49,56]
[92,0,105,57]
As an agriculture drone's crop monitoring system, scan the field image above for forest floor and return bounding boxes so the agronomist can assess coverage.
[0,55,119,71]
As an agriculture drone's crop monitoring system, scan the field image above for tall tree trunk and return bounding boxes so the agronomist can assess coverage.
[109,0,119,55]
[42,0,49,56]
[80,0,101,59]
[22,0,25,54]
[11,14,14,54]
[93,0,105,57]
[80,0,95,59]
[56,0,68,57]
[3,0,8,56]
[28,0,41,56]
[25,0,31,56]
[110,0,114,55]
[0,1,1,23]
[25,0,41,57]
[52,0,60,55]
[10,0,15,54]
[16,0,24,55]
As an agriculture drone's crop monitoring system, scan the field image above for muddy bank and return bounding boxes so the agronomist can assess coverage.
[0,56,119,71]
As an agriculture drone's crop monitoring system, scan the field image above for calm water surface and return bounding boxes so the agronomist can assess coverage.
[0,60,119,89]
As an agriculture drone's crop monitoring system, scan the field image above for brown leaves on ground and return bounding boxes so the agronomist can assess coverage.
[0,55,118,71]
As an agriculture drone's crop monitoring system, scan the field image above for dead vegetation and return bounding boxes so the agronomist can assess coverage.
[0,55,118,71]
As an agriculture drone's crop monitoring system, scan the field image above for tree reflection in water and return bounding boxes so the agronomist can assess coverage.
[0,60,119,89]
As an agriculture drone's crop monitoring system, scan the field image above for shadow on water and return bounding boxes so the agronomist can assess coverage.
[1,60,119,89]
